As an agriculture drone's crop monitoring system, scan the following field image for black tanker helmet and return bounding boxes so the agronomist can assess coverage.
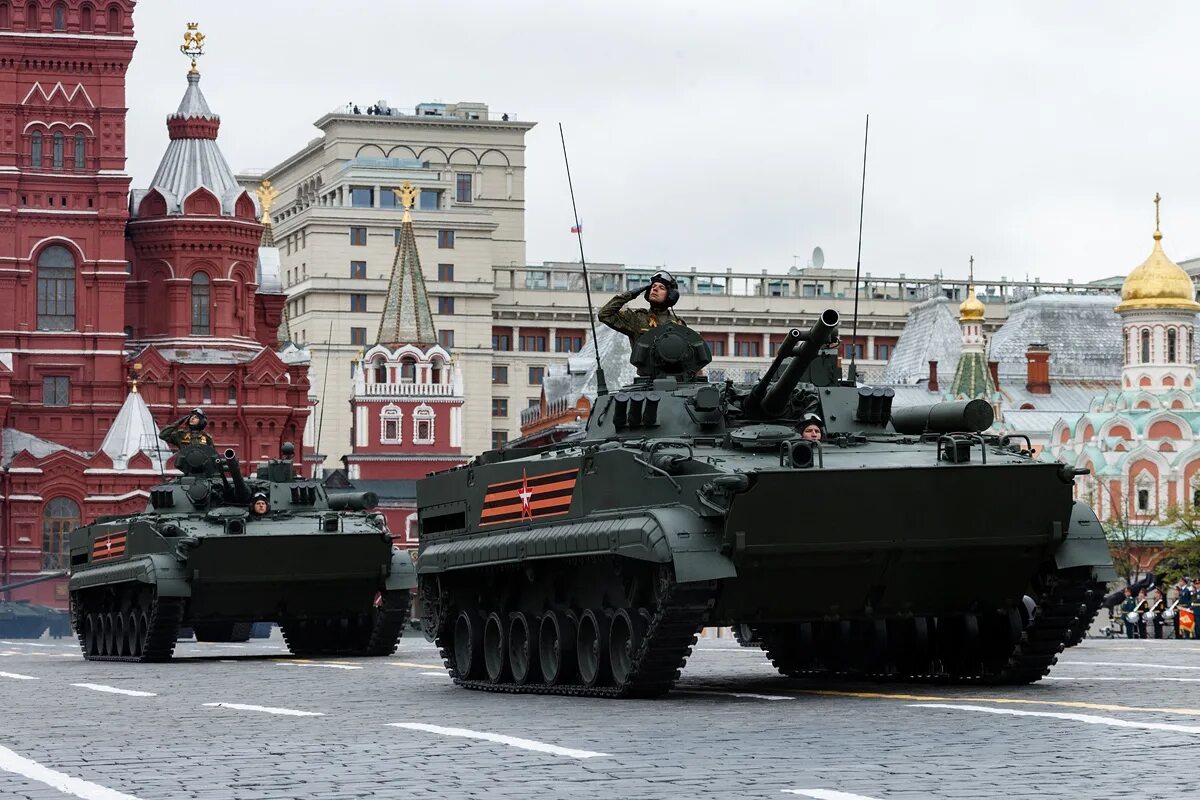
[188,408,208,430]
[647,270,680,309]
[801,413,823,430]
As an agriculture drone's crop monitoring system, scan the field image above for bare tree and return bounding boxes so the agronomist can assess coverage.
[1090,482,1157,585]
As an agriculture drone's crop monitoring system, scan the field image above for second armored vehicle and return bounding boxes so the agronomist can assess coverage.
[68,443,416,662]
[415,311,1115,697]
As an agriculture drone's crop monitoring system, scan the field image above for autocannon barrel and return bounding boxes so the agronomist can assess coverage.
[889,399,994,435]
[747,327,801,409]
[327,491,379,511]
[222,448,251,503]
[759,309,840,417]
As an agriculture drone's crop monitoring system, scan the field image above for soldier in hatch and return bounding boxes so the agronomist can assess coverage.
[250,492,270,517]
[159,408,215,450]
[599,270,687,348]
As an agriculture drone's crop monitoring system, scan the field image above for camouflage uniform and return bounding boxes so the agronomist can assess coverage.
[598,288,687,349]
[159,414,214,450]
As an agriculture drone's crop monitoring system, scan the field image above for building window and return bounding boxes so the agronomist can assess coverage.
[1193,487,1200,509]
[350,293,367,313]
[844,343,865,360]
[227,385,237,405]
[438,263,454,282]
[42,497,79,570]
[419,189,440,210]
[202,384,212,404]
[30,131,41,167]
[492,332,512,351]
[520,335,547,352]
[36,245,75,330]
[1137,488,1150,512]
[437,230,454,249]
[51,131,64,170]
[73,133,85,170]
[42,376,69,406]
[350,261,367,279]
[735,340,761,358]
[350,226,367,246]
[437,296,455,315]
[399,357,416,383]
[1,4,12,28]
[438,330,454,348]
[350,186,374,208]
[52,2,64,30]
[25,2,36,31]
[80,4,91,31]
[492,365,508,385]
[528,398,540,408]
[875,344,893,360]
[491,430,508,450]
[379,187,398,208]
[1168,328,1177,363]
[106,4,118,33]
[380,405,402,444]
[1141,329,1151,363]
[413,405,435,445]
[556,334,584,353]
[456,173,473,203]
[350,327,367,346]
[529,366,544,385]
[492,398,508,417]
[177,383,186,402]
[191,273,211,334]
[703,337,726,357]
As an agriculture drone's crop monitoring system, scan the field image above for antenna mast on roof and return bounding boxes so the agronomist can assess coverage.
[848,114,869,384]
[558,123,608,396]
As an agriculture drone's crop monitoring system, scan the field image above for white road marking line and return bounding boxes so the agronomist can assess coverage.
[1047,675,1200,683]
[419,671,449,677]
[276,661,362,671]
[0,640,56,647]
[202,702,323,717]
[0,670,38,680]
[910,703,1200,735]
[1060,660,1200,671]
[71,683,157,697]
[675,689,795,701]
[783,790,882,800]
[389,661,444,669]
[218,659,237,663]
[0,742,141,800]
[389,722,608,759]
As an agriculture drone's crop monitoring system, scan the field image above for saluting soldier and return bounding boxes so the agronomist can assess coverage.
[159,408,214,450]
[599,271,686,359]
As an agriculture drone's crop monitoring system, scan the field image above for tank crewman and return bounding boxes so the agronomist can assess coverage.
[1119,587,1137,639]
[159,408,215,450]
[250,492,270,517]
[598,270,686,349]
[800,413,824,442]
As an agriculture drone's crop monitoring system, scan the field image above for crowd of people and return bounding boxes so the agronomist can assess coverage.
[1110,577,1198,639]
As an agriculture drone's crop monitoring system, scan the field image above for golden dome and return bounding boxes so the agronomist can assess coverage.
[959,285,985,321]
[1116,228,1200,313]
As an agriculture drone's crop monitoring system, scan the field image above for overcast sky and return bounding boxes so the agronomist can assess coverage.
[125,1,1200,285]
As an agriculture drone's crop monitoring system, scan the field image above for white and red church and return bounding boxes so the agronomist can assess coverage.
[0,5,309,607]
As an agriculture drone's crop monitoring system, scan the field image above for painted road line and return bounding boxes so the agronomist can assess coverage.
[1060,660,1200,671]
[800,688,1200,717]
[0,671,38,680]
[419,671,449,677]
[1047,676,1200,683]
[675,689,795,701]
[390,661,444,669]
[71,683,156,698]
[389,722,608,759]
[0,640,57,647]
[202,702,323,717]
[783,790,882,800]
[276,661,363,671]
[0,742,141,800]
[910,703,1200,735]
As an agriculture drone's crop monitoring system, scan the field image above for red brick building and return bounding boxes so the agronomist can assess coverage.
[343,181,466,542]
[0,8,309,607]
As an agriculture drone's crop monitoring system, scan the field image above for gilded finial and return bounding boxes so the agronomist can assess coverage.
[352,346,365,364]
[1154,192,1163,241]
[394,180,418,223]
[180,22,206,74]
[127,362,142,394]
[256,180,280,225]
[968,255,974,284]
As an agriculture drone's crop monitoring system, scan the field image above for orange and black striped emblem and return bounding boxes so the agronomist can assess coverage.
[91,530,127,562]
[480,468,578,527]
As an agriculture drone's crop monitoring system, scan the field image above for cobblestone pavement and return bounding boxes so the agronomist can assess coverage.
[0,628,1196,799]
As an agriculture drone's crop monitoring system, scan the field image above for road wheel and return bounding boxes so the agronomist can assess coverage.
[577,608,611,688]
[507,612,539,685]
[483,611,508,684]
[538,609,577,686]
[453,610,483,680]
[609,608,645,687]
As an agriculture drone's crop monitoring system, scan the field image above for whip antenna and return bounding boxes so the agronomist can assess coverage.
[315,319,333,476]
[848,114,869,384]
[559,123,608,396]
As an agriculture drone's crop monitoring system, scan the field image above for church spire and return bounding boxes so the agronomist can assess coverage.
[377,180,437,348]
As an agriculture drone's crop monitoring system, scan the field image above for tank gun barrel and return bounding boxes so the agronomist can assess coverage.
[0,571,67,593]
[222,448,251,504]
[328,491,379,511]
[758,309,840,417]
[747,327,801,410]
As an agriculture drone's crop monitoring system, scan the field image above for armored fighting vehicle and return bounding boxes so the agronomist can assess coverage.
[415,310,1115,697]
[68,443,415,662]
[0,573,72,639]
